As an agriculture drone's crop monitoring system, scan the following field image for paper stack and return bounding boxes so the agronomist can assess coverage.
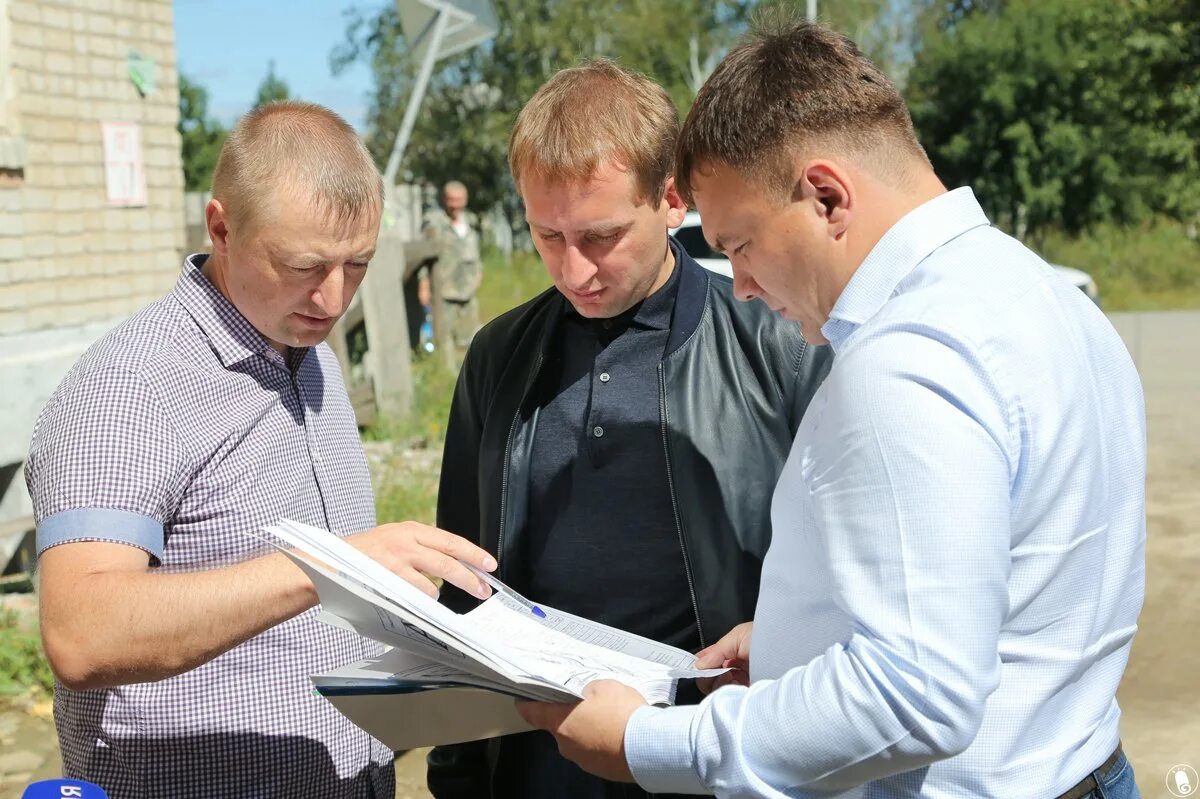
[257,519,724,749]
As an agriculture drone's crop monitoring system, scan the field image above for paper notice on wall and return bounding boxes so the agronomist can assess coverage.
[101,121,147,206]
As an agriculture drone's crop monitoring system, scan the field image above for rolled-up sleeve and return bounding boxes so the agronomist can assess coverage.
[626,319,1015,796]
[26,364,191,562]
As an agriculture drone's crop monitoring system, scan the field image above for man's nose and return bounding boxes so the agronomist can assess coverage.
[562,245,598,290]
[313,267,345,317]
[732,267,760,303]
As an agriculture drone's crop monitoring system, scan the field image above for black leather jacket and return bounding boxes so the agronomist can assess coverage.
[428,244,831,797]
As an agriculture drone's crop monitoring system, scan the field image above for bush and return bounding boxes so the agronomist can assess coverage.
[0,606,54,700]
[1040,218,1200,310]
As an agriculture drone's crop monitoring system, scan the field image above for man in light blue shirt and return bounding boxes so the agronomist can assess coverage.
[517,20,1146,798]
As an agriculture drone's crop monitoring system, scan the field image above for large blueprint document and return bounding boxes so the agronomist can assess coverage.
[256,519,725,748]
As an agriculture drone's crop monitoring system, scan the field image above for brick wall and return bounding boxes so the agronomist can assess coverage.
[0,0,183,338]
[0,0,184,540]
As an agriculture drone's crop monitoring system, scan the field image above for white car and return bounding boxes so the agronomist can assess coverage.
[671,211,1101,306]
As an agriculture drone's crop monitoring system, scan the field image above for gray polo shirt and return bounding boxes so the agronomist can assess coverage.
[26,255,393,798]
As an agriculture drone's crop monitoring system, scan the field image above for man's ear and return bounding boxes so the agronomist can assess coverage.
[795,161,853,240]
[662,177,689,230]
[206,199,232,257]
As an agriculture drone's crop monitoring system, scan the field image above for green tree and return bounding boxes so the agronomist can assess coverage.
[177,72,226,192]
[331,0,754,225]
[254,59,292,107]
[907,0,1200,240]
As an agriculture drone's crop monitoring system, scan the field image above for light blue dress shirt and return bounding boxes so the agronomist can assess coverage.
[624,188,1146,797]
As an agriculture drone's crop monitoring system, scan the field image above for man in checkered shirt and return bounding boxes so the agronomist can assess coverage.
[25,102,497,798]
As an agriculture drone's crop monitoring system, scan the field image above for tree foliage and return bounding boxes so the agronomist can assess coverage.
[332,0,763,222]
[332,0,926,224]
[178,72,226,192]
[254,59,293,107]
[908,0,1200,239]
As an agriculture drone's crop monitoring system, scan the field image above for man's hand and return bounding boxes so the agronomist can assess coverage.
[516,680,646,783]
[347,522,496,600]
[695,621,753,694]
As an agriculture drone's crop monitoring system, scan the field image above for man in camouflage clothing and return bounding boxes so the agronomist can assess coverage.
[423,180,483,353]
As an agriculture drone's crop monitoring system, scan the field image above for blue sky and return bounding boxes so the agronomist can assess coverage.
[173,0,390,132]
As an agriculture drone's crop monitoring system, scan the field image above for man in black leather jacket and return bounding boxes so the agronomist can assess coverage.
[427,59,831,799]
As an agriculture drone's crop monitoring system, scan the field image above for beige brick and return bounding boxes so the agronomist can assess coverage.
[8,2,41,24]
[27,280,59,308]
[25,71,48,94]
[59,216,86,237]
[0,191,24,213]
[0,213,24,238]
[23,212,55,236]
[51,256,83,278]
[23,188,55,212]
[27,304,60,330]
[55,192,86,213]
[103,230,128,252]
[23,140,51,166]
[12,45,44,70]
[0,284,27,311]
[57,276,96,303]
[49,96,75,117]
[50,142,81,163]
[88,13,115,36]
[9,260,44,282]
[42,6,71,31]
[55,238,85,260]
[0,237,25,262]
[45,52,75,75]
[0,309,30,336]
[44,27,71,52]
[48,118,82,143]
[22,24,46,50]
[28,237,57,258]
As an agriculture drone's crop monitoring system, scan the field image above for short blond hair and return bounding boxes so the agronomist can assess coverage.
[211,101,383,234]
[509,59,679,204]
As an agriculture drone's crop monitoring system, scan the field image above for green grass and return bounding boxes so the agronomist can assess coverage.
[0,607,54,700]
[1040,218,1200,311]
[371,250,550,524]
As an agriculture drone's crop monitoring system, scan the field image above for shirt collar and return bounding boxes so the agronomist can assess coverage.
[173,253,284,368]
[821,187,990,351]
[628,249,680,331]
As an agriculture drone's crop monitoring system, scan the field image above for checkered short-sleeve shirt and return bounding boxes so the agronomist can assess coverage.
[25,255,394,798]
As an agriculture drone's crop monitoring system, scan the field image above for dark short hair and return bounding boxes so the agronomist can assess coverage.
[676,18,928,203]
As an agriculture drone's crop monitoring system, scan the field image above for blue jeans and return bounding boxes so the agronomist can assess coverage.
[1080,750,1141,799]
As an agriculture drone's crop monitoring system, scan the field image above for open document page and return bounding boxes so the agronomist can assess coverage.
[253,519,727,747]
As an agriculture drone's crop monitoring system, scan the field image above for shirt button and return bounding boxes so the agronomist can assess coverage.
[599,372,610,383]
[592,426,605,438]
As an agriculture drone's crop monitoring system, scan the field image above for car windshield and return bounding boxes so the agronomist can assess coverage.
[674,224,727,261]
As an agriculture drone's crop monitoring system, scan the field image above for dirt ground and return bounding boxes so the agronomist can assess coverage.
[1109,311,1200,797]
[2,310,1196,798]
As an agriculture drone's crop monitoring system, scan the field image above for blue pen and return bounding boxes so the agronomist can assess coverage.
[463,561,547,619]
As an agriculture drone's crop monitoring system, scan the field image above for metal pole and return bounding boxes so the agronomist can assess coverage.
[383,7,450,186]
[807,0,817,22]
